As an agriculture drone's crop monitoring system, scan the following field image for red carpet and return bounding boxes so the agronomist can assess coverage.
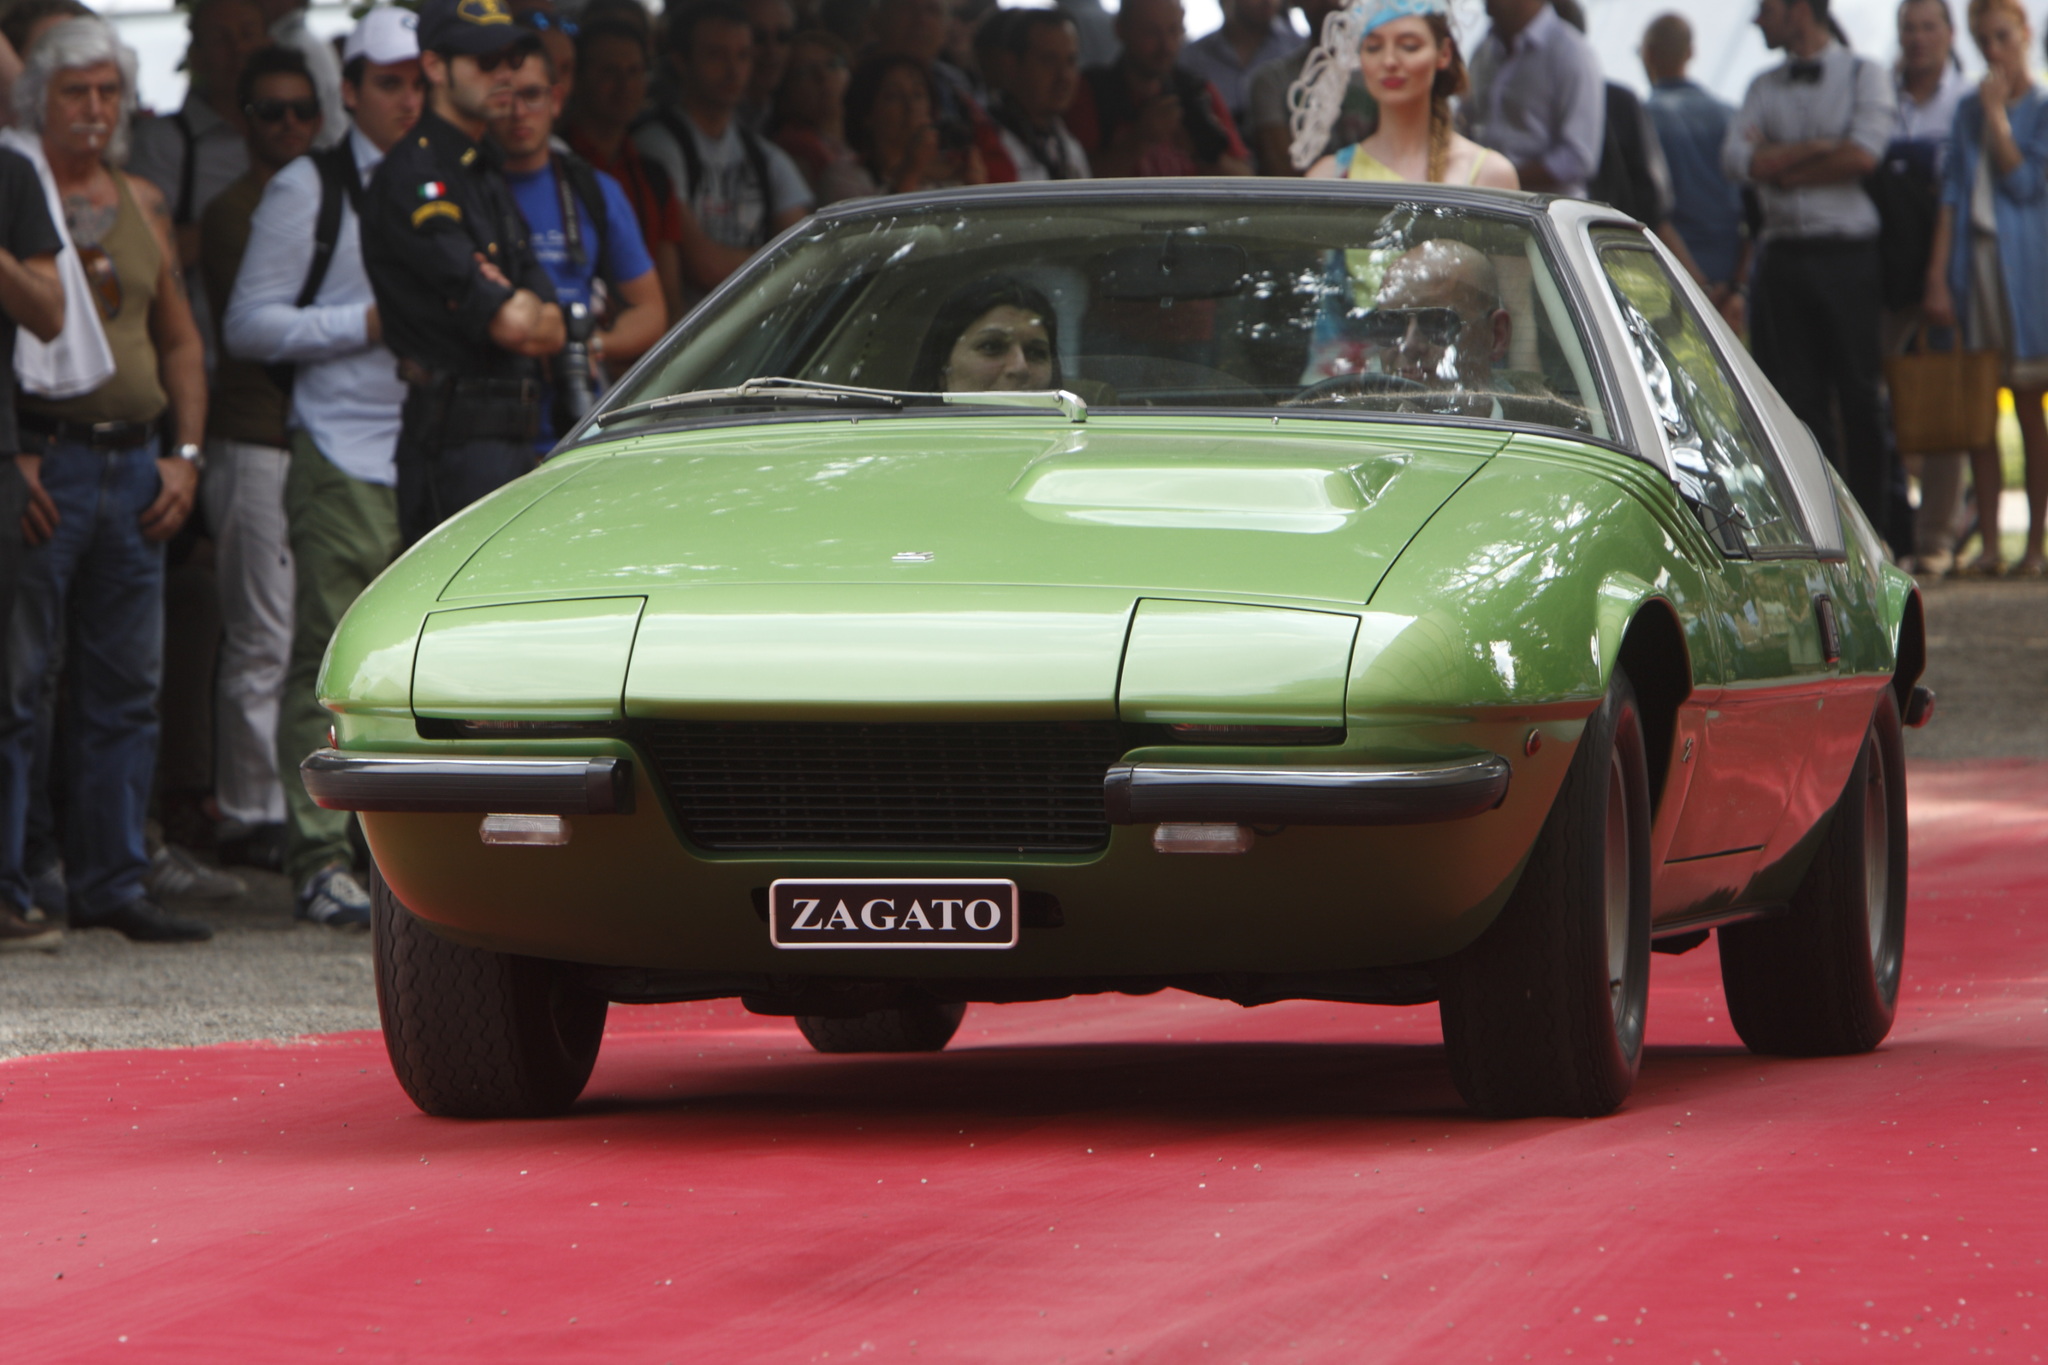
[5,760,2045,1363]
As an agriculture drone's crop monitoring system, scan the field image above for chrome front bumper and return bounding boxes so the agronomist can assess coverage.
[299,751,633,815]
[1102,755,1512,826]
[302,749,1507,827]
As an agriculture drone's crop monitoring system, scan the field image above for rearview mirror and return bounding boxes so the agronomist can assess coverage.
[1095,242,1249,302]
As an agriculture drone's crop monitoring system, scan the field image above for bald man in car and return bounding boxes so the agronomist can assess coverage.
[1370,239,1512,393]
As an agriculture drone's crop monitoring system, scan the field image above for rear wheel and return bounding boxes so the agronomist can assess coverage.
[371,864,607,1117]
[795,1001,967,1053]
[1719,689,1906,1055]
[1436,668,1653,1118]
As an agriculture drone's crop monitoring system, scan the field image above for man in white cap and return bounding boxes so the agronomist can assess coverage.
[220,5,423,929]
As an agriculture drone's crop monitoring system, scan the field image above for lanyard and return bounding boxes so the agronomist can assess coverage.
[550,158,587,272]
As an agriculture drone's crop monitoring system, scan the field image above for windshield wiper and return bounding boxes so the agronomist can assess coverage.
[595,378,1087,428]
[595,377,909,427]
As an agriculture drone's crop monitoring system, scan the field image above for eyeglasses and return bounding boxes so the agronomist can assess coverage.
[508,84,552,110]
[1359,305,1468,347]
[76,244,120,320]
[246,97,320,124]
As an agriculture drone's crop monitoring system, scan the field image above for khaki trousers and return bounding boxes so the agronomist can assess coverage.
[276,432,401,888]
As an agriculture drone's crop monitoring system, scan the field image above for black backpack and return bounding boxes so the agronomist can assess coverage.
[264,138,363,395]
[1865,136,1942,311]
[1844,56,1942,311]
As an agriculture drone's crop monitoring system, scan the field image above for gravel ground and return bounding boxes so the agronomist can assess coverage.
[0,870,377,1058]
[2,575,2041,1059]
[1902,577,2048,760]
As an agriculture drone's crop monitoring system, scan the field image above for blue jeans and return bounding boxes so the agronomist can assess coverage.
[0,439,165,918]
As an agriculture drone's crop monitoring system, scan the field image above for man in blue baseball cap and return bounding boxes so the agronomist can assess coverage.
[358,0,563,545]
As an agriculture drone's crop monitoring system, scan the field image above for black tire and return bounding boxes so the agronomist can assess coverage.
[370,864,608,1118]
[795,1001,967,1053]
[1436,668,1653,1118]
[1719,688,1906,1056]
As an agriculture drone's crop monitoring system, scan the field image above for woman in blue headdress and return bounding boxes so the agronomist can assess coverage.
[1288,0,1517,187]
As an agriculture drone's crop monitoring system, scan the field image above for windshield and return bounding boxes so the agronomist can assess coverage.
[592,195,1612,440]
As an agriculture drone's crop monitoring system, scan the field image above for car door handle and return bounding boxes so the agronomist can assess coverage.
[1814,593,1840,664]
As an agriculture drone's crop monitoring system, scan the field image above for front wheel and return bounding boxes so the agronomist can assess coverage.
[1436,668,1653,1118]
[371,864,608,1118]
[1718,688,1906,1055]
[795,1001,967,1053]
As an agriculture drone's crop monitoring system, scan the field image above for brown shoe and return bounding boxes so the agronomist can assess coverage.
[0,904,62,952]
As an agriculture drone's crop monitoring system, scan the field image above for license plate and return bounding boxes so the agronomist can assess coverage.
[768,879,1018,950]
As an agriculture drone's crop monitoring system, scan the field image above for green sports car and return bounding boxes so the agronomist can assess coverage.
[306,181,1930,1120]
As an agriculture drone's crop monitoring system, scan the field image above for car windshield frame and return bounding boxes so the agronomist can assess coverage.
[562,180,1638,458]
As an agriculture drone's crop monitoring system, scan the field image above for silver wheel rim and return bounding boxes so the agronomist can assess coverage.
[1605,752,1633,1027]
[1862,732,1890,967]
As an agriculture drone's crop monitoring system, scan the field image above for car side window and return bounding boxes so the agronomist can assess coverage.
[1595,238,1810,556]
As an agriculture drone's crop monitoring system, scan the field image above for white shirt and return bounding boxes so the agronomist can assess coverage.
[221,127,402,486]
[632,111,813,252]
[1463,4,1605,199]
[994,114,1091,182]
[1723,41,1896,241]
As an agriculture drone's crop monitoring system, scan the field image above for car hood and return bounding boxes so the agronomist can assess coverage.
[441,417,1498,609]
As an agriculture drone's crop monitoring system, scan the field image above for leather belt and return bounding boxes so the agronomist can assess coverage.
[397,359,540,404]
[17,412,158,450]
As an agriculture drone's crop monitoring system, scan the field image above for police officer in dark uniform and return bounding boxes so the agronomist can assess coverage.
[361,0,563,544]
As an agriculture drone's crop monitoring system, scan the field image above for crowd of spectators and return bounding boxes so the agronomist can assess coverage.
[0,0,2038,951]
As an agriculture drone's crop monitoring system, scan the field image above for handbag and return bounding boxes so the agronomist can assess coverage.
[1885,327,2001,455]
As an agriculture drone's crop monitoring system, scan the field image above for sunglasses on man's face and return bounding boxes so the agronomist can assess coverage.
[473,38,544,72]
[1360,305,1468,348]
[247,97,320,124]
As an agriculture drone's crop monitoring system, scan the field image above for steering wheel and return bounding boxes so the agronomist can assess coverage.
[1283,371,1433,408]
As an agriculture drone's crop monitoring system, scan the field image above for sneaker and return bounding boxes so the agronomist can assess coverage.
[27,862,66,921]
[216,821,286,872]
[73,897,213,943]
[143,843,246,902]
[0,904,62,952]
[296,865,371,929]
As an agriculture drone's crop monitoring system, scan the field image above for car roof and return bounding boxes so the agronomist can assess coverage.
[807,176,1565,228]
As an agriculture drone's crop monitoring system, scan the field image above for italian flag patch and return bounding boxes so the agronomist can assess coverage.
[418,181,448,200]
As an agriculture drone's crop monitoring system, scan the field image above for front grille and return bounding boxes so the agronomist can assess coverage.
[634,720,1131,852]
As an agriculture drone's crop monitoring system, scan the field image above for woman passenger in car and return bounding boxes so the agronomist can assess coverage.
[909,278,1063,392]
[1289,0,1516,188]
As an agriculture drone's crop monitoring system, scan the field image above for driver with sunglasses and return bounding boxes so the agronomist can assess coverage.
[1368,238,1513,394]
[360,0,563,545]
[1301,236,1568,420]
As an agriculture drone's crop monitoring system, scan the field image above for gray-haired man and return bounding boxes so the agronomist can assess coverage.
[2,18,210,942]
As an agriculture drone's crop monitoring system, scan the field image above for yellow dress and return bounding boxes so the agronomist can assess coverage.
[1339,143,1492,185]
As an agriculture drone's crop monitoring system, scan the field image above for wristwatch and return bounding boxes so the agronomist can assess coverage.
[173,442,205,472]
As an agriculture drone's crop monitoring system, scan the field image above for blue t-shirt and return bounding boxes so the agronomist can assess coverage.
[505,158,654,308]
[505,158,655,445]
